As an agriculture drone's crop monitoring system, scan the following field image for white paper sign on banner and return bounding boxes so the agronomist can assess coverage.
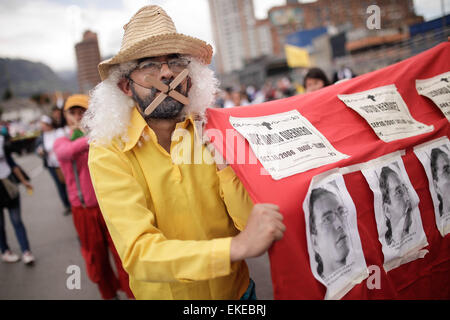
[338,84,434,143]
[416,71,450,122]
[303,170,368,300]
[229,110,349,180]
[361,152,429,272]
[414,136,450,237]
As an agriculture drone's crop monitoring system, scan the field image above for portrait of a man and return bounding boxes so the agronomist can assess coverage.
[309,187,350,280]
[379,165,413,246]
[414,138,450,237]
[430,147,450,217]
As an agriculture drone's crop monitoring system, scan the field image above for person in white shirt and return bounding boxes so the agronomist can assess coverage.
[36,115,71,215]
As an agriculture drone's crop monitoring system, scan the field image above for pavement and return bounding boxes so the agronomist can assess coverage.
[0,153,273,300]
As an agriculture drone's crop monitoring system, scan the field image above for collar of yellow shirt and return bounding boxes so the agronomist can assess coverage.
[123,106,202,152]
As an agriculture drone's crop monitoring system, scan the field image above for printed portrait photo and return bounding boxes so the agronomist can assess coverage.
[378,163,414,246]
[430,146,450,217]
[304,172,368,300]
[308,185,350,280]
[414,137,450,237]
[362,155,429,271]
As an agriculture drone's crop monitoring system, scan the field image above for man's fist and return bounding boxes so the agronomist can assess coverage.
[230,203,286,262]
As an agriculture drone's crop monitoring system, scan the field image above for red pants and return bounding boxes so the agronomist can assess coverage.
[71,206,134,299]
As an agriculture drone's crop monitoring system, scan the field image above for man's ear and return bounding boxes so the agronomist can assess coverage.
[117,78,133,97]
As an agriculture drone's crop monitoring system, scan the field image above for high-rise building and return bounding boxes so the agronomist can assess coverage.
[267,0,423,56]
[209,0,267,74]
[75,30,102,93]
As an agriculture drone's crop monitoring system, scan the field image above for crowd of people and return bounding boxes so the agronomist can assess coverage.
[213,65,355,109]
[1,94,134,300]
[0,4,359,300]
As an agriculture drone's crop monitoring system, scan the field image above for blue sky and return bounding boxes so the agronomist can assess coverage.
[0,0,448,72]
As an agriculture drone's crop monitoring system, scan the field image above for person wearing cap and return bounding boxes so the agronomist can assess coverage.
[54,94,134,300]
[36,114,71,215]
[82,5,285,300]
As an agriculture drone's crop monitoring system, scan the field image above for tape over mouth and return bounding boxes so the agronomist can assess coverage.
[129,68,190,116]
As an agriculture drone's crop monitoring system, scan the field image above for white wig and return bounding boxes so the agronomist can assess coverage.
[82,57,219,146]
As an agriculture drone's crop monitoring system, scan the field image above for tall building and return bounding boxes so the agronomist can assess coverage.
[209,0,264,74]
[75,30,102,93]
[268,0,423,55]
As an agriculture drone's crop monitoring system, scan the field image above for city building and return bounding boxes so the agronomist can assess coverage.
[75,30,102,94]
[210,0,427,88]
[209,0,267,74]
[268,0,423,56]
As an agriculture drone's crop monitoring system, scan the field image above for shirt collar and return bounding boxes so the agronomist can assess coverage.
[123,107,199,152]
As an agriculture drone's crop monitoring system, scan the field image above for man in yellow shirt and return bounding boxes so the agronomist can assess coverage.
[82,5,285,300]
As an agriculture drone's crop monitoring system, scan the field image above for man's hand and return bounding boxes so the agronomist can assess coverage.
[230,203,286,262]
[24,181,33,192]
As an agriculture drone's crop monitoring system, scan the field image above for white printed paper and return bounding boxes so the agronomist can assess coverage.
[416,71,450,121]
[229,110,349,180]
[361,153,429,272]
[338,84,434,142]
[303,170,368,300]
[414,136,450,237]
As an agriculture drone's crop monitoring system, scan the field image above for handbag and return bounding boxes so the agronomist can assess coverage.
[0,177,19,203]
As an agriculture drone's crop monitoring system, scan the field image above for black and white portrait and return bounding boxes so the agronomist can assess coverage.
[414,137,450,237]
[308,186,350,280]
[362,154,428,272]
[304,171,368,300]
[430,147,450,217]
[379,164,413,246]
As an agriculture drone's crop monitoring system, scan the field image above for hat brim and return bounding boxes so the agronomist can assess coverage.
[98,33,213,80]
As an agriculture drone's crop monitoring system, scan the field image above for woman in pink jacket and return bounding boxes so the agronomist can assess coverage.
[54,94,133,300]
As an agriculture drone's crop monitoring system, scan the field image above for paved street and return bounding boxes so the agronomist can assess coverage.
[0,153,273,299]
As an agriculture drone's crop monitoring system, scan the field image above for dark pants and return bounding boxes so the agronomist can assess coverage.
[0,198,31,254]
[240,278,257,300]
[47,167,70,209]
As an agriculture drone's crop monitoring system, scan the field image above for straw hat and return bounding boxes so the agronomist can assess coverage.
[98,5,213,80]
[64,94,89,111]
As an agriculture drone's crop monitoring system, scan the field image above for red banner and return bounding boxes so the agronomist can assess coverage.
[206,42,450,299]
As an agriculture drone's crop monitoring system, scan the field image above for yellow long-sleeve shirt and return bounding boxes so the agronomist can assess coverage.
[88,107,254,299]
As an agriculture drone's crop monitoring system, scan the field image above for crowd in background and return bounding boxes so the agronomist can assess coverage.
[213,66,355,109]
[0,64,355,299]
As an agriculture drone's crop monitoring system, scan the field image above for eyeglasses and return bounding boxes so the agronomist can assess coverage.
[440,164,450,175]
[320,206,348,226]
[389,184,408,199]
[135,57,190,76]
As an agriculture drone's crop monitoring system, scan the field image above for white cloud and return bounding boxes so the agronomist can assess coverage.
[254,0,286,19]
[0,0,215,71]
[0,0,447,72]
[413,0,450,20]
[0,0,77,71]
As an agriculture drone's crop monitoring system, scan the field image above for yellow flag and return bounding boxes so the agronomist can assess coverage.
[285,44,311,68]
